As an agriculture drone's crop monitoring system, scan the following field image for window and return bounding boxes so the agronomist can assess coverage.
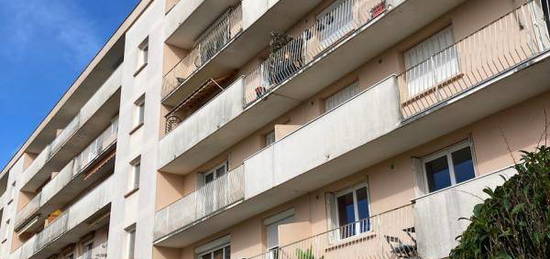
[202,162,227,186]
[198,244,230,259]
[83,241,94,259]
[325,82,359,111]
[265,210,295,259]
[422,142,476,192]
[316,0,354,47]
[265,130,276,147]
[129,158,141,192]
[335,184,370,239]
[404,27,459,97]
[137,38,149,72]
[134,96,145,128]
[126,225,136,259]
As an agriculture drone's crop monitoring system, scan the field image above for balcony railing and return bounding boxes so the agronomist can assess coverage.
[154,166,244,240]
[20,66,122,191]
[15,176,113,259]
[243,0,389,106]
[162,4,243,99]
[248,204,415,259]
[397,1,550,119]
[15,119,118,231]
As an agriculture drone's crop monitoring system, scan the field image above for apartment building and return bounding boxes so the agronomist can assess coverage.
[0,0,549,258]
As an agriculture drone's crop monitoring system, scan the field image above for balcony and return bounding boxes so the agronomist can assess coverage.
[20,66,122,193]
[15,119,118,233]
[414,166,517,258]
[154,166,244,244]
[397,1,550,119]
[12,176,113,259]
[162,0,325,106]
[248,205,415,259]
[158,0,468,173]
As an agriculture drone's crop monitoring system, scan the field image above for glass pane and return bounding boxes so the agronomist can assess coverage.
[201,254,212,259]
[425,156,451,192]
[205,173,214,184]
[214,248,224,259]
[452,147,475,183]
[356,187,370,232]
[216,165,227,178]
[337,192,356,238]
[224,246,231,259]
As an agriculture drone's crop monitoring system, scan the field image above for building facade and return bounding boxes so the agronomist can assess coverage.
[1,0,550,258]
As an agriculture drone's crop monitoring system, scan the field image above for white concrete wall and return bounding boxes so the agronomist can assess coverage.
[164,0,204,41]
[108,0,165,258]
[158,77,244,169]
[241,0,269,29]
[244,76,401,198]
[414,167,517,259]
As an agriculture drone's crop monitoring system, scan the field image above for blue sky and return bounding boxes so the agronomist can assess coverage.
[0,0,139,170]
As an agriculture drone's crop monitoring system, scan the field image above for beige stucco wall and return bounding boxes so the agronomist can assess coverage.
[161,86,550,259]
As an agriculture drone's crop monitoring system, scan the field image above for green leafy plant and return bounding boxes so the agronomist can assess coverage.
[450,146,550,258]
[296,247,324,259]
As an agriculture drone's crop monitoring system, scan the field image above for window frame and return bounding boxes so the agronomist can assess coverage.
[421,140,477,193]
[125,225,137,259]
[333,182,371,240]
[324,82,359,112]
[197,243,231,259]
[83,240,94,259]
[133,96,145,129]
[136,37,149,74]
[202,162,228,186]
[128,157,141,193]
[265,130,276,147]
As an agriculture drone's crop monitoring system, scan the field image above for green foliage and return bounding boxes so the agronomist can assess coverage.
[296,247,324,259]
[450,146,550,258]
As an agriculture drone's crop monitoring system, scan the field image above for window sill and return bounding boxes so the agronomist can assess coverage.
[129,122,144,135]
[133,63,148,77]
[124,188,139,198]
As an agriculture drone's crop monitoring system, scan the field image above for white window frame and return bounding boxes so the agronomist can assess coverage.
[134,96,145,128]
[196,236,231,259]
[137,38,149,71]
[202,162,228,186]
[125,225,136,259]
[421,140,477,193]
[128,157,141,193]
[83,240,94,259]
[334,182,371,240]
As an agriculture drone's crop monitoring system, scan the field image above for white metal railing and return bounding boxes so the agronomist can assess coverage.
[243,0,389,106]
[154,166,245,240]
[15,119,117,231]
[248,204,416,259]
[162,4,243,99]
[397,1,550,118]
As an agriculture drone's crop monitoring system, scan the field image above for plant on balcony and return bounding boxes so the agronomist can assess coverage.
[450,145,550,258]
[296,247,324,259]
[266,31,304,86]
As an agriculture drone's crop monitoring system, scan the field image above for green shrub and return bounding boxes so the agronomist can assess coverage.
[450,146,550,258]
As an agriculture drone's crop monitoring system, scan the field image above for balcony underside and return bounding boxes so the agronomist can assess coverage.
[17,151,115,234]
[22,91,120,192]
[30,207,110,259]
[159,0,467,174]
[166,0,241,48]
[155,51,550,247]
[162,0,323,106]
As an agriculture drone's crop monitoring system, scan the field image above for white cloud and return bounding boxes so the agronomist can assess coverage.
[1,0,101,65]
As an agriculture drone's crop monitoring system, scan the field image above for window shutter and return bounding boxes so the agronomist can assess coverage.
[325,83,359,111]
[325,192,338,243]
